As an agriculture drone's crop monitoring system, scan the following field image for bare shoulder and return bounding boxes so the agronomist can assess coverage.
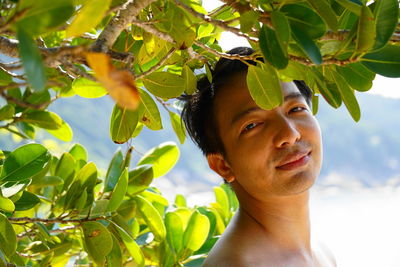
[201,221,266,267]
[201,233,248,267]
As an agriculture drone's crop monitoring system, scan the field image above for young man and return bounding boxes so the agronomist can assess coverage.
[182,47,336,266]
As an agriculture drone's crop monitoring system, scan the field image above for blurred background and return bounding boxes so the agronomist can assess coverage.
[1,1,400,266]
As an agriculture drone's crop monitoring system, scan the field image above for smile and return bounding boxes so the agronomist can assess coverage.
[276,151,311,171]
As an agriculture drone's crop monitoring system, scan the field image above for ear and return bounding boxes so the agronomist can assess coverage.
[207,153,235,183]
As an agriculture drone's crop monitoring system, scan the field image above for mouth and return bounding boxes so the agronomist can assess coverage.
[276,151,311,171]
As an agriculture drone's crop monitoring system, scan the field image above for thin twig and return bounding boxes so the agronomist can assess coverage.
[207,3,228,17]
[17,225,79,238]
[194,41,260,61]
[61,60,97,81]
[0,91,54,109]
[0,8,29,33]
[131,19,176,44]
[0,65,26,80]
[135,47,177,79]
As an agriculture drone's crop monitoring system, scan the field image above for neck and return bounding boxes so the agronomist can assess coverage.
[234,185,312,254]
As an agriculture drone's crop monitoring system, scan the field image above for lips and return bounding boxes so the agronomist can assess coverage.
[276,150,311,171]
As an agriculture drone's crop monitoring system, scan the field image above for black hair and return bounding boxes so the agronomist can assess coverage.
[181,47,312,156]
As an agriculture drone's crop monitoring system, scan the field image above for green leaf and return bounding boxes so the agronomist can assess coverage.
[135,195,166,241]
[138,89,162,130]
[82,221,113,265]
[17,0,74,35]
[162,4,196,49]
[72,78,107,98]
[0,195,15,213]
[305,0,338,31]
[239,10,259,33]
[104,150,124,192]
[165,212,184,254]
[335,0,362,15]
[336,63,375,92]
[174,194,187,208]
[22,111,62,130]
[291,25,323,65]
[127,165,154,195]
[66,0,112,37]
[0,213,17,258]
[111,222,144,267]
[75,190,87,212]
[106,168,128,212]
[17,27,46,91]
[259,25,288,69]
[142,72,185,99]
[30,175,63,187]
[331,70,361,122]
[214,187,230,219]
[0,144,50,182]
[246,64,283,110]
[55,152,76,188]
[69,143,88,162]
[281,4,326,39]
[64,162,97,210]
[271,11,290,52]
[373,0,399,50]
[137,142,180,178]
[1,180,30,198]
[182,211,210,251]
[46,120,73,142]
[362,45,400,78]
[356,5,376,53]
[110,104,139,144]
[169,111,186,144]
[205,64,212,83]
[312,94,319,115]
[0,105,14,121]
[0,69,12,86]
[182,65,197,95]
[106,235,123,267]
[14,191,40,211]
[309,69,342,108]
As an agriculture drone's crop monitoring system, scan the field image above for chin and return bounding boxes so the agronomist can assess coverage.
[278,170,318,196]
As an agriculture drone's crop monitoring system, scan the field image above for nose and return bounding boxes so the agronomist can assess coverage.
[273,117,301,148]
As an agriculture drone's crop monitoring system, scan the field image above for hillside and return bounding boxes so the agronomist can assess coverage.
[1,91,399,187]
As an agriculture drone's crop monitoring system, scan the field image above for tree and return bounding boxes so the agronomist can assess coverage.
[0,0,399,266]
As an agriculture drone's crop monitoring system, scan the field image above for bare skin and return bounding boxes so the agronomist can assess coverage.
[203,71,336,266]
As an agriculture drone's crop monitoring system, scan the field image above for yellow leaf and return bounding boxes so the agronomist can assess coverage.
[86,52,140,110]
[66,0,112,38]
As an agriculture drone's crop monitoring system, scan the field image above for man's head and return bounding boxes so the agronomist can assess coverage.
[182,47,322,197]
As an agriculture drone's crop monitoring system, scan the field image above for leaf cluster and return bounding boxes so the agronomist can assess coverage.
[0,142,238,266]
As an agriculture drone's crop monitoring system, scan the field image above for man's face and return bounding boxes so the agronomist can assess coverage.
[209,71,322,200]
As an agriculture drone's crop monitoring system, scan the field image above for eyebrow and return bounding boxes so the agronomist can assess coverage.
[230,92,304,126]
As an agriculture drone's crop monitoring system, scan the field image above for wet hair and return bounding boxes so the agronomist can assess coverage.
[181,47,312,156]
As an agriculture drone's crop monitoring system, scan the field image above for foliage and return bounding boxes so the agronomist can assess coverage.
[0,0,399,265]
[0,143,238,266]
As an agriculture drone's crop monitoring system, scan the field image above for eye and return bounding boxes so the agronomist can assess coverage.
[290,106,308,113]
[241,122,261,134]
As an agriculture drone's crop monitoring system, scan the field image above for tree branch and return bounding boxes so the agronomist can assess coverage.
[173,0,258,43]
[92,0,159,52]
[8,216,110,224]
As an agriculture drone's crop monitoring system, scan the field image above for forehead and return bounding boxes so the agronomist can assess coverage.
[213,72,302,127]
